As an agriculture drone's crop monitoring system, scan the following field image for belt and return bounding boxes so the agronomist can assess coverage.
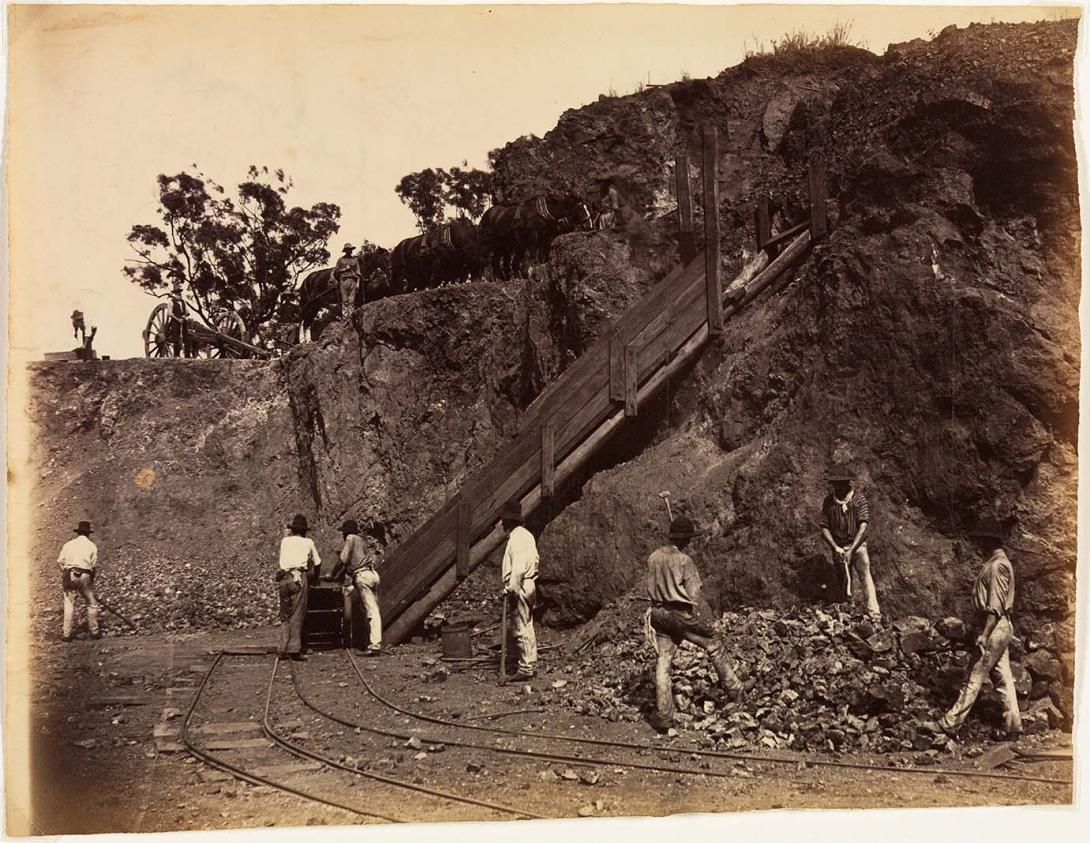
[66,568,94,576]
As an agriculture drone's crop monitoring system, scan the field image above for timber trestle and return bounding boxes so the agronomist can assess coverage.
[381,126,831,644]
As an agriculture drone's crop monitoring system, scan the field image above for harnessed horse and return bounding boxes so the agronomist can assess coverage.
[479,194,593,281]
[296,247,391,340]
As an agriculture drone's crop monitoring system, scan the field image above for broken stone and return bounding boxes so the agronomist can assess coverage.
[466,762,483,773]
[404,737,424,750]
[538,769,559,783]
[935,617,966,642]
[1023,650,1062,681]
[577,770,601,786]
[559,768,580,781]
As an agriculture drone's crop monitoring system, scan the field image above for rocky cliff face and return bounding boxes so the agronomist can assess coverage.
[24,21,1077,712]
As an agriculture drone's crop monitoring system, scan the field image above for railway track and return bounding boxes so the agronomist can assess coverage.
[182,647,1070,826]
[180,652,542,823]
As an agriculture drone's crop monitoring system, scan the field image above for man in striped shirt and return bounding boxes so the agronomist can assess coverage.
[819,464,881,619]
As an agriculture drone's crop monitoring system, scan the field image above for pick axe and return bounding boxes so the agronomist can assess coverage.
[658,491,673,522]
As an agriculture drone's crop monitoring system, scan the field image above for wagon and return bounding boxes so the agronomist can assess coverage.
[142,298,270,359]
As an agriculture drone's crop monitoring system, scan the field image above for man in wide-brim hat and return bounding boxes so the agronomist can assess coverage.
[924,517,1023,739]
[498,499,539,681]
[644,514,743,733]
[276,514,321,660]
[57,520,101,641]
[819,463,881,619]
[328,519,383,656]
[333,243,362,318]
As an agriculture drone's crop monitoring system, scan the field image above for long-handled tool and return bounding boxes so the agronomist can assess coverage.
[498,593,509,686]
[840,549,852,600]
[97,597,138,630]
[658,491,673,522]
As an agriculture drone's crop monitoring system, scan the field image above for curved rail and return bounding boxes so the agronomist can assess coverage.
[179,652,400,823]
[270,658,542,821]
[342,650,1072,788]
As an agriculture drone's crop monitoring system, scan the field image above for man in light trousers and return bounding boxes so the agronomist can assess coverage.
[58,520,101,641]
[499,500,538,681]
[646,514,743,733]
[925,517,1023,739]
[329,519,382,655]
[277,514,320,660]
[819,463,881,619]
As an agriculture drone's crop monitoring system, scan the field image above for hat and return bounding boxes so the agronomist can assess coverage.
[288,514,309,533]
[342,243,356,254]
[969,517,1006,541]
[668,515,700,540]
[341,519,359,535]
[71,310,83,319]
[499,500,524,523]
[827,464,855,482]
[74,520,93,535]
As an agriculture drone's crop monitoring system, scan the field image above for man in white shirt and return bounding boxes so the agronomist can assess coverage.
[500,500,538,681]
[278,514,321,660]
[58,520,100,641]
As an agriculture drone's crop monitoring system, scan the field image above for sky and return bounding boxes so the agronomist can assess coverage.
[5,2,1084,360]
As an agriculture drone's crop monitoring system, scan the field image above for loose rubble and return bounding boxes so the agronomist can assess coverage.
[563,601,1068,754]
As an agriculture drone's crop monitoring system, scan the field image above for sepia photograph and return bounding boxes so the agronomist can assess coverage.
[2,1,1086,838]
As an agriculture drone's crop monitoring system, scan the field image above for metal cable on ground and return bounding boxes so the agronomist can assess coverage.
[180,652,400,823]
[276,659,543,821]
[343,649,1071,787]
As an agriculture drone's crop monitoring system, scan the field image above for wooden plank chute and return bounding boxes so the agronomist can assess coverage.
[456,496,472,580]
[676,152,696,265]
[541,417,556,498]
[702,126,723,335]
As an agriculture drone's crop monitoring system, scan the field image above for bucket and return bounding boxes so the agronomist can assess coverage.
[441,623,474,659]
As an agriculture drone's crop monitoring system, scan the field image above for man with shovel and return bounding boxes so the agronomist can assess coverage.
[58,520,101,641]
[499,500,538,682]
[819,463,881,620]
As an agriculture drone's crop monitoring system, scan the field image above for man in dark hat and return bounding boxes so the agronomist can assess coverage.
[925,517,1023,739]
[328,519,382,655]
[333,243,362,319]
[499,500,538,681]
[277,514,321,660]
[819,464,881,619]
[645,514,743,733]
[57,521,101,641]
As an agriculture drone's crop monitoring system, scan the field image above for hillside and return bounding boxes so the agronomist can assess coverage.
[21,19,1078,719]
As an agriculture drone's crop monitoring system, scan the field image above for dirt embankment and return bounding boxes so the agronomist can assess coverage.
[23,21,1078,716]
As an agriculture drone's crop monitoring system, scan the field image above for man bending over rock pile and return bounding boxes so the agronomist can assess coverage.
[645,515,743,733]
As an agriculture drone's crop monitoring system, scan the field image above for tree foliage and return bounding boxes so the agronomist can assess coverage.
[395,163,493,232]
[123,165,340,347]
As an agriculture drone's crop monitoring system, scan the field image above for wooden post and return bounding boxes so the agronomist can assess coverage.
[756,193,771,250]
[676,153,696,265]
[702,126,723,335]
[541,417,556,499]
[609,334,625,404]
[624,344,638,417]
[456,497,471,580]
[808,155,828,240]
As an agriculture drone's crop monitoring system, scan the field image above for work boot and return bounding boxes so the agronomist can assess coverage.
[508,671,534,683]
[61,634,73,643]
[362,648,381,658]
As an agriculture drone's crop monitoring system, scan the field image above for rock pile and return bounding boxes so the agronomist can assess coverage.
[563,602,1067,754]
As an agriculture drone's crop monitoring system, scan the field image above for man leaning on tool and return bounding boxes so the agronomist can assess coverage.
[923,517,1023,740]
[328,519,382,656]
[277,514,320,661]
[58,520,101,641]
[499,500,538,682]
[645,514,743,733]
[819,463,881,620]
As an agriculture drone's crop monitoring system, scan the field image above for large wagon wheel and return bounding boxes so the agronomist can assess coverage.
[143,303,181,358]
[197,309,248,359]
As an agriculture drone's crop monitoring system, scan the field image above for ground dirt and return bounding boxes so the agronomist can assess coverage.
[21,628,1072,834]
